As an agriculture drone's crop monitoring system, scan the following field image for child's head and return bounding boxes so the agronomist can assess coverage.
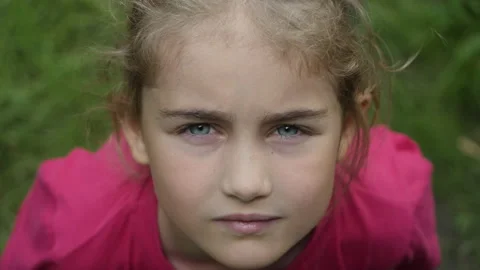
[111,0,379,268]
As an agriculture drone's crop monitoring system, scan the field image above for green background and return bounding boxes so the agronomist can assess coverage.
[1,1,479,268]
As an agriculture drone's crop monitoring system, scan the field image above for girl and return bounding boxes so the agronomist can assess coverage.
[1,0,441,269]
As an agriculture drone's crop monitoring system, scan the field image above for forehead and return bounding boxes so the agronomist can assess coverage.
[149,20,339,114]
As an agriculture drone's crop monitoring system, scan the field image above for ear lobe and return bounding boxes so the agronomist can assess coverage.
[121,121,150,165]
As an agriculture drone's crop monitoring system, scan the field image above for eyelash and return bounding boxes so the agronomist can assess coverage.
[177,123,312,137]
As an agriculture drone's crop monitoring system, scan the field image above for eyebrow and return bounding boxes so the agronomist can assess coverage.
[262,109,328,123]
[157,109,233,123]
[157,108,328,123]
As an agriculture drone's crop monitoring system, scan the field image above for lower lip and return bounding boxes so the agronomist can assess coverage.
[216,219,279,235]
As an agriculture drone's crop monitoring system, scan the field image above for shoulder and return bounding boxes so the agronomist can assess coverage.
[316,126,438,269]
[354,125,433,203]
[345,125,435,239]
[1,135,156,268]
[37,134,148,195]
[42,136,151,249]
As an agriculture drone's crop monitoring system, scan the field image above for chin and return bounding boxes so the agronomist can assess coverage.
[211,243,287,270]
[219,258,277,270]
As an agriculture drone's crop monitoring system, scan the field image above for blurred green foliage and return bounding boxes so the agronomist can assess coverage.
[0,0,479,268]
[369,2,480,267]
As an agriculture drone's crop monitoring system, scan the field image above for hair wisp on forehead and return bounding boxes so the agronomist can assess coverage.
[109,0,389,179]
[125,0,370,77]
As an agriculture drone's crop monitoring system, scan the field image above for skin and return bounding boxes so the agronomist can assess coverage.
[123,18,359,270]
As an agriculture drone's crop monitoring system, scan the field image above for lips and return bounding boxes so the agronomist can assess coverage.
[214,214,281,235]
[215,214,280,222]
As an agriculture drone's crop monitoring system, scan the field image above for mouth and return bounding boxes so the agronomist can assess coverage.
[213,214,282,235]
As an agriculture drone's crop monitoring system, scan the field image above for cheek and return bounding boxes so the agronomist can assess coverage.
[146,135,220,213]
[273,137,339,212]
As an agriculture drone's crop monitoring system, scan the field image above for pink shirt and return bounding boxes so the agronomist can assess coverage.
[0,126,441,270]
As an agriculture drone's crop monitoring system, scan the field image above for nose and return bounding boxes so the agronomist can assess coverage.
[221,142,272,203]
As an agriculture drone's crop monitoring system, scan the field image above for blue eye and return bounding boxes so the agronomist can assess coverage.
[187,124,211,135]
[276,125,300,137]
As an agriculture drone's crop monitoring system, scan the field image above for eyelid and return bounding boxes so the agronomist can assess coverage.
[178,123,221,135]
[269,124,311,136]
[176,123,315,137]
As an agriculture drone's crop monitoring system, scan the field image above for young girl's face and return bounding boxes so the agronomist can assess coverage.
[125,23,345,269]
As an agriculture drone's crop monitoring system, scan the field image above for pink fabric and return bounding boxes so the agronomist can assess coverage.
[0,126,441,270]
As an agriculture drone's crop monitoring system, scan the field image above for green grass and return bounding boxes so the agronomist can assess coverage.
[368,2,480,267]
[0,0,115,247]
[1,0,479,268]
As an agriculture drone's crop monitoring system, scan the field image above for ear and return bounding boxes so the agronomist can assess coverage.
[357,89,372,114]
[337,89,371,162]
[121,119,150,165]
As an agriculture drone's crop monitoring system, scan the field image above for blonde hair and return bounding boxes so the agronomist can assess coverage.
[108,0,388,178]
